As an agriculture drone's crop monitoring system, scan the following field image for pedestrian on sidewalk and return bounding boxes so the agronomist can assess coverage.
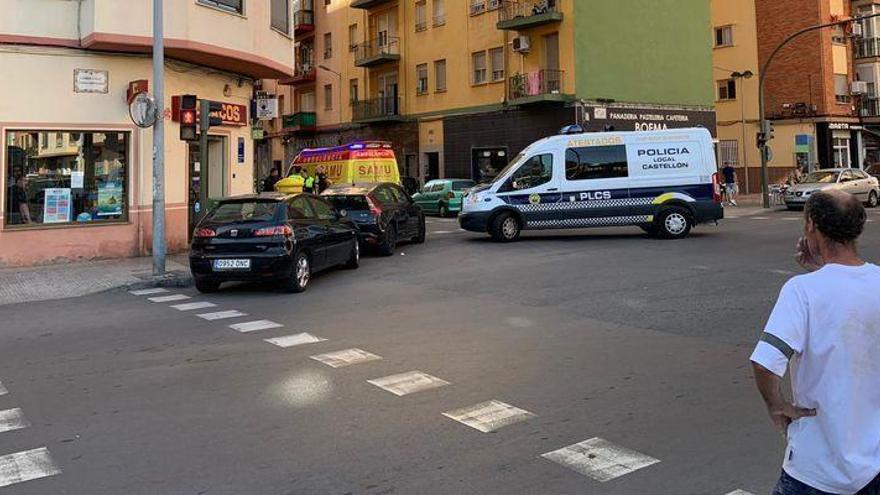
[750,190,880,495]
[722,161,738,206]
[261,167,280,193]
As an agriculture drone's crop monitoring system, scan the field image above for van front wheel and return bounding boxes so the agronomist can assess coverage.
[490,212,521,242]
[657,207,693,239]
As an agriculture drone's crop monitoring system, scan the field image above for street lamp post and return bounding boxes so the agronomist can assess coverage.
[731,70,754,195]
[152,0,166,275]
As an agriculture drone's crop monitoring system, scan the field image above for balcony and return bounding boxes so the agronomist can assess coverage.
[279,65,316,85]
[350,0,394,9]
[294,10,315,36]
[862,98,880,118]
[508,69,572,105]
[497,0,563,30]
[856,37,880,58]
[353,37,401,67]
[282,112,317,133]
[352,96,403,123]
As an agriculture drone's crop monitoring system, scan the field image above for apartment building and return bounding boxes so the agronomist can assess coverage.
[0,0,295,267]
[262,0,714,185]
[854,0,880,165]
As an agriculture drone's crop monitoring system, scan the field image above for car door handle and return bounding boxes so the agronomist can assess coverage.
[547,188,559,192]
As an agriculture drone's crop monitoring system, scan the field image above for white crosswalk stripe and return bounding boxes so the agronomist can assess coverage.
[541,437,660,482]
[367,371,450,396]
[197,310,247,321]
[265,333,327,348]
[310,348,382,368]
[229,320,284,333]
[148,294,191,303]
[129,288,169,296]
[170,301,218,311]
[0,447,61,488]
[0,409,30,434]
[442,400,536,433]
[725,490,755,495]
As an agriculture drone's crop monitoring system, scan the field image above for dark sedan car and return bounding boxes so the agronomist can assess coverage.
[189,193,359,293]
[322,182,425,256]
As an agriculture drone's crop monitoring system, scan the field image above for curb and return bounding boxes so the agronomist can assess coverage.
[124,269,194,291]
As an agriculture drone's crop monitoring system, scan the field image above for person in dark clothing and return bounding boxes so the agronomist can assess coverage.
[315,165,330,194]
[8,176,31,224]
[261,168,280,193]
[722,162,738,206]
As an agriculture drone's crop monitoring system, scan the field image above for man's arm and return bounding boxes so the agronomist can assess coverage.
[18,202,31,223]
[752,362,816,431]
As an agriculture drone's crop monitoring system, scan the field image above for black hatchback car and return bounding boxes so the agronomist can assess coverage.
[322,182,425,256]
[189,193,359,293]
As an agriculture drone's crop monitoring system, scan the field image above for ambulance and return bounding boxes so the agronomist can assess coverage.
[282,141,401,187]
[459,127,723,241]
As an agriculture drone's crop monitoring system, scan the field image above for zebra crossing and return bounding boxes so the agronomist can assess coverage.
[0,384,61,489]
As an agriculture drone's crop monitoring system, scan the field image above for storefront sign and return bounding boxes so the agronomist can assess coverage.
[171,96,248,126]
[74,69,109,94]
[97,181,124,217]
[587,105,713,133]
[828,123,851,130]
[43,188,71,223]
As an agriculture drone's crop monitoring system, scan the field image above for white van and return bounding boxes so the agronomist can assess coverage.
[459,127,723,241]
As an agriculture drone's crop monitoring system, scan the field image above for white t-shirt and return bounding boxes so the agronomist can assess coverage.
[750,263,880,494]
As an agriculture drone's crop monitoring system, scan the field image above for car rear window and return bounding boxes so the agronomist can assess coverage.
[325,195,369,210]
[451,181,475,191]
[206,201,278,223]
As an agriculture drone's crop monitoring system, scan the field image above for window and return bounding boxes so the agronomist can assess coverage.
[714,26,733,47]
[434,59,447,91]
[348,24,358,51]
[300,91,316,112]
[452,180,475,191]
[308,197,336,220]
[415,1,427,31]
[416,64,429,95]
[502,154,553,191]
[835,74,850,103]
[718,140,740,167]
[373,186,396,206]
[197,0,243,14]
[470,0,485,15]
[717,79,736,100]
[5,131,129,227]
[323,84,333,110]
[487,0,500,10]
[271,0,290,34]
[832,25,846,44]
[349,79,359,103]
[833,137,851,167]
[433,0,446,26]
[208,201,278,223]
[389,186,409,204]
[489,47,504,82]
[323,32,332,59]
[565,145,628,181]
[472,51,487,85]
[287,196,315,220]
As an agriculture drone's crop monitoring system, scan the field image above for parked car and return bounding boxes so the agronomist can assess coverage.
[189,193,359,293]
[413,179,476,217]
[322,182,425,256]
[784,168,879,210]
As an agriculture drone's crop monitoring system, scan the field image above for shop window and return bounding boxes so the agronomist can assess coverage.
[5,131,129,227]
[197,0,243,14]
[833,137,851,168]
[565,145,628,181]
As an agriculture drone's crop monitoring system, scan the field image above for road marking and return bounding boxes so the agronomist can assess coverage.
[442,400,536,433]
[725,491,755,495]
[432,230,454,235]
[541,437,660,482]
[0,381,6,396]
[0,447,61,488]
[310,348,382,368]
[367,371,450,396]
[229,320,284,333]
[197,310,247,321]
[752,216,770,220]
[170,301,218,311]
[692,265,711,271]
[148,294,191,303]
[0,409,29,434]
[129,288,169,296]
[265,333,327,348]
[770,269,795,275]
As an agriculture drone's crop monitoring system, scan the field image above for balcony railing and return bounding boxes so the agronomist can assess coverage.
[353,37,401,67]
[350,0,394,9]
[282,112,317,132]
[863,97,880,117]
[508,69,565,102]
[351,96,402,122]
[497,0,563,30]
[856,37,880,58]
[279,64,316,85]
[294,10,314,35]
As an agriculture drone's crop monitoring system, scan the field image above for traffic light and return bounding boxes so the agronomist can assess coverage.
[179,94,198,141]
[756,131,766,149]
[203,100,224,130]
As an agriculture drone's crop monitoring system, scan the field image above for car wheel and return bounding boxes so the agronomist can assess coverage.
[490,212,521,242]
[439,203,449,218]
[413,216,426,244]
[283,251,311,293]
[867,191,879,208]
[377,225,397,256]
[657,207,693,240]
[194,279,220,293]
[345,239,360,269]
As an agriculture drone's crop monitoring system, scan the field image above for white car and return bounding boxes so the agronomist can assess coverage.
[784,168,880,210]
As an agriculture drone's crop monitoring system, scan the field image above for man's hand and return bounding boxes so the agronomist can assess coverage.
[795,237,823,272]
[767,402,817,431]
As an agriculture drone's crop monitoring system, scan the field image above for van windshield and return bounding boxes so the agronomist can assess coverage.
[489,153,526,184]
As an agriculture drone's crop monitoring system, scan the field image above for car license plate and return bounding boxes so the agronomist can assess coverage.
[213,259,250,270]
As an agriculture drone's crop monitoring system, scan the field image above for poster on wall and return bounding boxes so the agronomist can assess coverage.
[97,181,123,217]
[43,188,72,224]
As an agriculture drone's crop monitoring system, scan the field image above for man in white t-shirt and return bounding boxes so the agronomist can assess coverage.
[751,190,880,495]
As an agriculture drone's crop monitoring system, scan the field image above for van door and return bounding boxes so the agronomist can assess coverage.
[561,143,632,226]
[496,152,561,228]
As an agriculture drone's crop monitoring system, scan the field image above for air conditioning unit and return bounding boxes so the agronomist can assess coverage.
[512,35,531,53]
[851,22,864,38]
[852,81,869,95]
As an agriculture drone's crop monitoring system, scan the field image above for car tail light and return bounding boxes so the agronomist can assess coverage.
[366,195,383,217]
[194,227,216,238]
[446,191,455,200]
[712,173,722,203]
[254,225,293,237]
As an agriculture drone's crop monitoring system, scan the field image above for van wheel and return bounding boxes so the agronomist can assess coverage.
[490,212,521,242]
[657,207,692,239]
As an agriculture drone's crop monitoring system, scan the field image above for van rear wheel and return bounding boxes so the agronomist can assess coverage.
[490,212,521,242]
[657,207,693,239]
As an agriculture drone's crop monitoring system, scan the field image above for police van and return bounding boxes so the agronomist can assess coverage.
[459,127,723,241]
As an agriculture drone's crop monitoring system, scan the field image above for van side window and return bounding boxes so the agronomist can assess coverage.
[565,145,628,181]
[501,154,553,192]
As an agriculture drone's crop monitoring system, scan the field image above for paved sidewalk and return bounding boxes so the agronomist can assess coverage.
[0,256,191,306]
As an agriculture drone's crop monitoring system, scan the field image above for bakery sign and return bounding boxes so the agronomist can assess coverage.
[587,105,715,133]
[171,96,248,126]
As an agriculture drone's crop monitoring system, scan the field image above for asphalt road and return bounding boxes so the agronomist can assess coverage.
[1,207,878,495]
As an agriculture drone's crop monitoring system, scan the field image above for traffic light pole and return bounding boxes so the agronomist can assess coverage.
[758,14,880,208]
[199,99,210,222]
[152,0,166,275]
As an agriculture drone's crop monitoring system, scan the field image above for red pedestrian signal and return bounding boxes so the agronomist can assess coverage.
[179,94,198,141]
